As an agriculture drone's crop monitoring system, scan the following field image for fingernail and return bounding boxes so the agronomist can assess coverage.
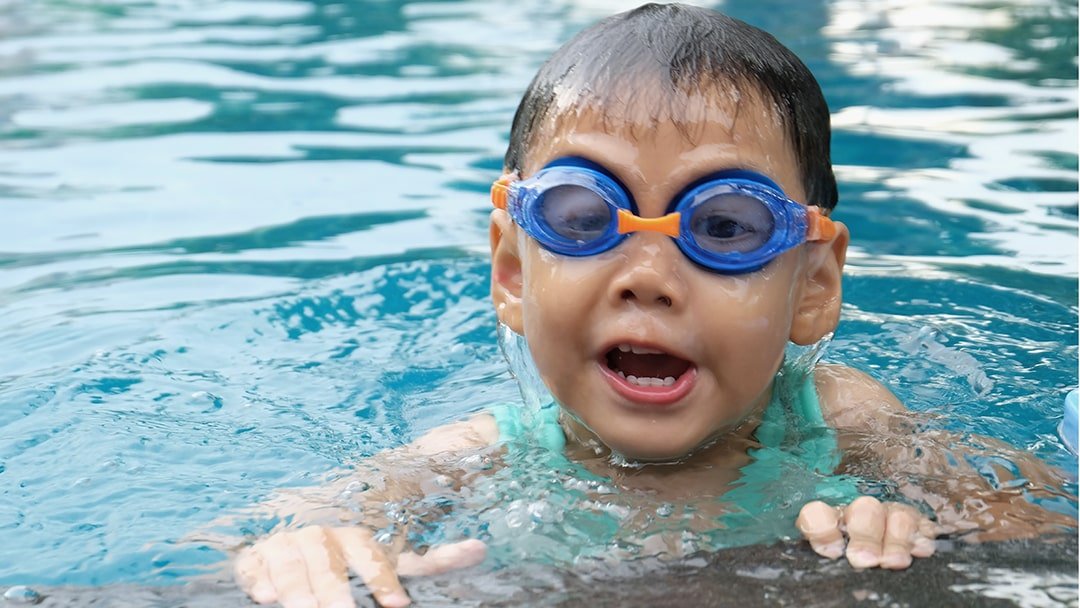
[846,548,880,569]
[881,552,913,569]
[380,592,411,608]
[249,583,275,603]
[913,536,936,557]
[818,541,845,559]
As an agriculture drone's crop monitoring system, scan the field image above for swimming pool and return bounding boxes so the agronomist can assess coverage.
[0,0,1075,601]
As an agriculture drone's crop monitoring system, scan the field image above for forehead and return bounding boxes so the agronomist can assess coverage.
[522,80,802,198]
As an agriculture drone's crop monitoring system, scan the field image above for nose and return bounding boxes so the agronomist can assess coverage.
[606,234,687,310]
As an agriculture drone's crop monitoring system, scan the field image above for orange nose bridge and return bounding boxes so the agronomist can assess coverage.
[616,209,681,238]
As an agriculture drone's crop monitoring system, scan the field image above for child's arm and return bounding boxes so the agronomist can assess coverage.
[233,414,499,608]
[799,364,1075,568]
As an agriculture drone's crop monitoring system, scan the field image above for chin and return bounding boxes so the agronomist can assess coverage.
[604,436,699,464]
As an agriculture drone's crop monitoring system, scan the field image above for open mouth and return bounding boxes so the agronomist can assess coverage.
[600,343,697,405]
[605,344,692,386]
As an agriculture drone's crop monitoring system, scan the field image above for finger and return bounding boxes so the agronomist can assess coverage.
[912,533,936,558]
[334,527,411,608]
[235,547,277,604]
[397,539,487,577]
[912,517,939,558]
[843,496,886,569]
[879,504,918,569]
[293,527,355,608]
[796,501,845,559]
[261,533,318,608]
[919,517,940,539]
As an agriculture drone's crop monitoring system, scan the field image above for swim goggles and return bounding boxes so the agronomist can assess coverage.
[490,157,836,274]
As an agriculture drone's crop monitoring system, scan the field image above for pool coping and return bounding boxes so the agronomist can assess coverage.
[11,537,1077,607]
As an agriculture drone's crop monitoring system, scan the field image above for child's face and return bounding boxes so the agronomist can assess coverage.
[490,88,847,462]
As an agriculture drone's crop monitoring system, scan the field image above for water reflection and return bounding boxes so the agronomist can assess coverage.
[824,0,1077,278]
[0,0,1074,589]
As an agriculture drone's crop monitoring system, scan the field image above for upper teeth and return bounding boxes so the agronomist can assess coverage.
[616,343,664,355]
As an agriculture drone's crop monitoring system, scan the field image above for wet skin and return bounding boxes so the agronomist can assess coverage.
[490,88,847,462]
[232,82,1072,608]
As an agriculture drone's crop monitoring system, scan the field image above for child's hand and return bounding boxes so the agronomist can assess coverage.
[234,525,487,608]
[796,496,938,569]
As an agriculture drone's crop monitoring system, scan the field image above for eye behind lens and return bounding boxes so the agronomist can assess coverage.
[687,192,775,254]
[539,184,616,244]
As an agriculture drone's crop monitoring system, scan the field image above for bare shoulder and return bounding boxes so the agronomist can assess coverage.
[813,364,905,431]
[407,413,500,457]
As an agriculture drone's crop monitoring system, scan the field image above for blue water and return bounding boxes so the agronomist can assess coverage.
[0,0,1076,589]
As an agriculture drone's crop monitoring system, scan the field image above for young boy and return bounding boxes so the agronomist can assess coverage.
[233,5,1072,608]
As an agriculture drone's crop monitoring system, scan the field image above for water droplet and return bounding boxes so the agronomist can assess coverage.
[527,501,549,523]
[505,506,526,529]
[345,480,371,493]
[3,586,41,604]
[656,503,674,518]
[385,505,408,523]
[189,391,223,411]
[459,454,493,471]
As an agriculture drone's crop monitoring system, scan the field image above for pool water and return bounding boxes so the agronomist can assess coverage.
[0,0,1076,594]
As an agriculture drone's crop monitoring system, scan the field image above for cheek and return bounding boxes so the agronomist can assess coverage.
[518,248,598,375]
[519,245,621,332]
[692,256,804,367]
[521,250,578,327]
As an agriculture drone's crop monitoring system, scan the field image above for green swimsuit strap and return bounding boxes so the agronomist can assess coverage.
[746,373,860,504]
[489,401,612,484]
[489,401,566,453]
[491,371,858,508]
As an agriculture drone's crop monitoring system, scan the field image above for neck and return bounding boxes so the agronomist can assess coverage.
[558,392,771,476]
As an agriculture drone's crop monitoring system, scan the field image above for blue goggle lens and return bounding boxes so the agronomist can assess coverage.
[498,158,826,273]
[538,184,614,244]
[535,183,779,256]
[686,191,775,255]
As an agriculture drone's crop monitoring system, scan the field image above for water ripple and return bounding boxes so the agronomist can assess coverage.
[0,0,1074,589]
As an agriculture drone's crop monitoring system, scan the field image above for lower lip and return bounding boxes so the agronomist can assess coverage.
[598,362,697,407]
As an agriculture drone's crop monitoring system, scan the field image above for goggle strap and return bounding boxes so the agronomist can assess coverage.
[805,207,837,242]
[491,174,515,210]
[616,209,682,238]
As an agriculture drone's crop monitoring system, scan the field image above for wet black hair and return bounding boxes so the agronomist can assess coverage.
[504,3,838,211]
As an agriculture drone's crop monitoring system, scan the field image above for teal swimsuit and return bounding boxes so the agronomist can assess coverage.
[487,370,860,547]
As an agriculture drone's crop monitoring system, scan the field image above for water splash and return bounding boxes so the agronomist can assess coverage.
[891,323,995,398]
[496,321,554,416]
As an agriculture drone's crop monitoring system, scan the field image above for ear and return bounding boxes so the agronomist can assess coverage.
[789,220,849,346]
[490,209,524,334]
